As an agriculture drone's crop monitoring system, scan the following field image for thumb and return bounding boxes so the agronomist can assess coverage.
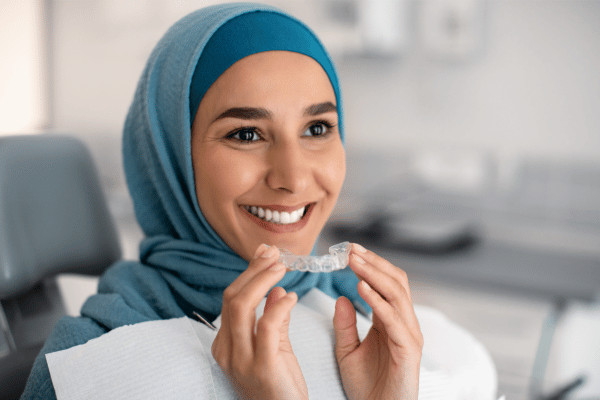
[265,286,287,314]
[255,291,297,362]
[333,296,360,362]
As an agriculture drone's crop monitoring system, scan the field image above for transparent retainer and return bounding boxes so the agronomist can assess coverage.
[278,242,350,272]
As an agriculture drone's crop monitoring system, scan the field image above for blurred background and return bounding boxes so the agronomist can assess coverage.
[1,0,599,399]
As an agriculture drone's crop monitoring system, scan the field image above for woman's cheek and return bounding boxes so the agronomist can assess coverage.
[320,146,346,196]
[223,153,264,193]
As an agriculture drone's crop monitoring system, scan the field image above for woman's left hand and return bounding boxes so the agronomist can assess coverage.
[333,244,424,400]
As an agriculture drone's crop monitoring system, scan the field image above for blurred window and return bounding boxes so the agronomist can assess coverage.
[0,0,47,135]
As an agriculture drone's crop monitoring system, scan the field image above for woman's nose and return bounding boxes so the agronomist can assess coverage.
[265,141,310,194]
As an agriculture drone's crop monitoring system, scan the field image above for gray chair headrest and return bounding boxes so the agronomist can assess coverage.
[0,135,121,299]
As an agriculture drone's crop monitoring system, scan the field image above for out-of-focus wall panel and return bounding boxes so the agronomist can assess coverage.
[338,1,600,163]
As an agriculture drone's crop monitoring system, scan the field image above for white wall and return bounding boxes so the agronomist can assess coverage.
[47,0,600,191]
[337,1,600,163]
[0,0,47,134]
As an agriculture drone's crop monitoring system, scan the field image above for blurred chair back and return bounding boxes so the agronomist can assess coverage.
[0,134,121,399]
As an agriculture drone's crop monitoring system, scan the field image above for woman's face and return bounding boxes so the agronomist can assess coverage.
[192,51,345,261]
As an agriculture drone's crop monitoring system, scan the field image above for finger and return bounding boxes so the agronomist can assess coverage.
[232,260,286,312]
[358,280,417,349]
[349,252,413,318]
[264,288,293,354]
[255,291,298,364]
[228,262,286,327]
[333,296,360,364]
[224,244,280,298]
[267,289,294,351]
[352,261,421,339]
[221,245,281,328]
[264,286,287,314]
[211,329,232,372]
[226,261,287,362]
[351,243,412,302]
[348,247,420,335]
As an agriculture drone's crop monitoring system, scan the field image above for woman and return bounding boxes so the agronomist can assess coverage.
[21,3,423,399]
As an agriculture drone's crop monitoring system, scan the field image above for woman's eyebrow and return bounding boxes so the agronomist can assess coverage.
[304,102,337,116]
[213,107,273,122]
[212,102,336,123]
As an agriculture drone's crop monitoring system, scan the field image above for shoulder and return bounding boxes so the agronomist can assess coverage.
[20,315,107,400]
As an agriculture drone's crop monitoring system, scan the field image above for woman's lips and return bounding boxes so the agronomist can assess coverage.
[241,203,314,233]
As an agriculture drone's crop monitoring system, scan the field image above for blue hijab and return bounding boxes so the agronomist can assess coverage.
[81,3,366,328]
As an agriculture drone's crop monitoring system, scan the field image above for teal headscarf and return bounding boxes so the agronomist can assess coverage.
[82,3,365,327]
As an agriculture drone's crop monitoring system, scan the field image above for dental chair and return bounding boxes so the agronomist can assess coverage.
[0,134,121,399]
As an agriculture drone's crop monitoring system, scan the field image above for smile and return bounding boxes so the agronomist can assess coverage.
[242,205,308,225]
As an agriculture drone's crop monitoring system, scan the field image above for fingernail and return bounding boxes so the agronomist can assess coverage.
[360,280,372,291]
[352,254,366,264]
[253,244,269,259]
[286,291,297,301]
[353,243,367,253]
[269,262,284,271]
[261,246,278,259]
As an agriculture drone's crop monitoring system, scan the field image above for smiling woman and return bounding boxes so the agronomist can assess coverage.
[21,3,423,400]
[192,51,345,260]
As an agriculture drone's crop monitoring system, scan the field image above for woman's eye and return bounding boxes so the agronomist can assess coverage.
[303,122,332,137]
[228,128,260,142]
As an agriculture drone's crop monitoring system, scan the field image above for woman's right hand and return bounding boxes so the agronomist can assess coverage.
[211,244,308,400]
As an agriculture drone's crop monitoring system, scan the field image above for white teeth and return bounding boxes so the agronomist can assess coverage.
[288,210,297,222]
[245,205,307,225]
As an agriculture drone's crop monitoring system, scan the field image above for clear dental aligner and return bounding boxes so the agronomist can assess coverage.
[277,242,351,272]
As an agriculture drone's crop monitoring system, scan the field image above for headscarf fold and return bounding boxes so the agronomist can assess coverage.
[81,3,367,328]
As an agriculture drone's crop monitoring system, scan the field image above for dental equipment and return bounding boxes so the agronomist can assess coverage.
[277,242,350,272]
[193,311,217,331]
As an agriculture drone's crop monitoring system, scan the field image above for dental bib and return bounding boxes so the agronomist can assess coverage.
[275,242,350,272]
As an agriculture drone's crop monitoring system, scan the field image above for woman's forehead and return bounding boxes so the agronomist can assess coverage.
[203,51,336,113]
